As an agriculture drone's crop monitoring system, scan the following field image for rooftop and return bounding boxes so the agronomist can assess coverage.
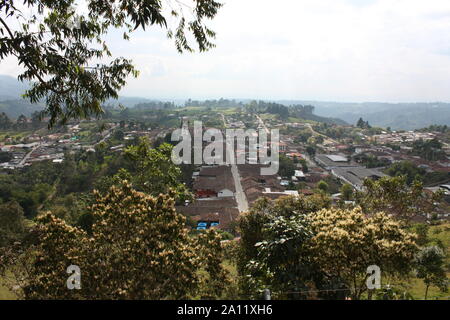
[332,167,387,190]
[326,155,348,162]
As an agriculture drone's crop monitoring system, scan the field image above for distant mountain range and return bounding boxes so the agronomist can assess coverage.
[0,75,44,118]
[1,74,449,129]
[297,112,348,126]
[104,96,157,108]
[0,99,43,119]
[0,75,30,101]
[276,100,450,131]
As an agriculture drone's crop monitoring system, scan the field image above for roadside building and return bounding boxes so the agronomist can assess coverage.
[332,167,387,191]
[315,154,355,170]
[193,165,235,199]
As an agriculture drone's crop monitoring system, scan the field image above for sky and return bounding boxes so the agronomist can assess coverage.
[2,0,450,102]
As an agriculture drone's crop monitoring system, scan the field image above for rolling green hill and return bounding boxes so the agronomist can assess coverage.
[307,101,450,130]
[0,100,44,119]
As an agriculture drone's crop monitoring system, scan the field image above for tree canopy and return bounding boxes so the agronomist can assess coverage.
[124,137,192,202]
[2,182,228,299]
[0,201,25,247]
[0,0,222,127]
[309,207,417,300]
[236,195,418,300]
[415,246,448,300]
[356,176,443,219]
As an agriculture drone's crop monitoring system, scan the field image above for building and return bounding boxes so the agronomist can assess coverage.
[193,165,235,199]
[262,188,299,198]
[315,154,355,170]
[294,170,306,181]
[332,167,387,191]
[176,197,239,231]
[238,164,285,204]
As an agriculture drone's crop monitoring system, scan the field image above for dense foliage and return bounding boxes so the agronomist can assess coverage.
[2,182,228,299]
[411,138,446,161]
[236,195,418,300]
[0,0,222,126]
[414,246,448,299]
[356,176,443,219]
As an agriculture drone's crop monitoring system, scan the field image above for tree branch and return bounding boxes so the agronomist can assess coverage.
[0,16,75,95]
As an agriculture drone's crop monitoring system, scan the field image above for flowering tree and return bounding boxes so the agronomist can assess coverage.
[238,195,418,300]
[415,246,448,300]
[356,176,443,219]
[2,182,227,299]
[309,207,418,299]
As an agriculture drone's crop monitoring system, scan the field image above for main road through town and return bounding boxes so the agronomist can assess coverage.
[221,114,249,213]
[18,145,40,166]
[256,113,319,169]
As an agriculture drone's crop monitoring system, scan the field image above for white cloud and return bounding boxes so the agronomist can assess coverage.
[3,0,450,102]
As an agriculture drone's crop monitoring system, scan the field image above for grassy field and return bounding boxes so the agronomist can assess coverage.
[1,223,447,300]
[0,271,18,300]
[0,130,32,144]
[0,283,15,300]
[393,222,450,300]
[219,108,241,115]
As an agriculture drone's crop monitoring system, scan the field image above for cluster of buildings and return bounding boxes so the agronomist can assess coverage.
[0,123,118,169]
[176,165,239,231]
[313,154,386,191]
[372,131,436,144]
[1,140,68,169]
[2,111,449,229]
[177,162,305,232]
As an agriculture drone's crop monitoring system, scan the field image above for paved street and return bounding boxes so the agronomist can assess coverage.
[255,114,269,134]
[221,114,249,213]
[18,145,40,166]
[230,160,249,212]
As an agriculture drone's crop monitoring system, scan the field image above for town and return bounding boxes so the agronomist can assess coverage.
[2,0,450,306]
[1,101,450,301]
[1,102,449,231]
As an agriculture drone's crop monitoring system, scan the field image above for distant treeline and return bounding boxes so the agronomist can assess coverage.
[416,125,450,133]
[0,96,349,127]
[0,99,43,119]
[181,99,347,125]
[134,101,176,110]
[0,111,45,130]
[242,100,313,116]
[243,100,346,125]
[184,98,243,108]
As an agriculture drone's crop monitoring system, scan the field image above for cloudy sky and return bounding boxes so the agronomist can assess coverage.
[2,0,450,102]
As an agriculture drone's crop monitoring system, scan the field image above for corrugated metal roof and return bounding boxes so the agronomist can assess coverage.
[326,155,348,162]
